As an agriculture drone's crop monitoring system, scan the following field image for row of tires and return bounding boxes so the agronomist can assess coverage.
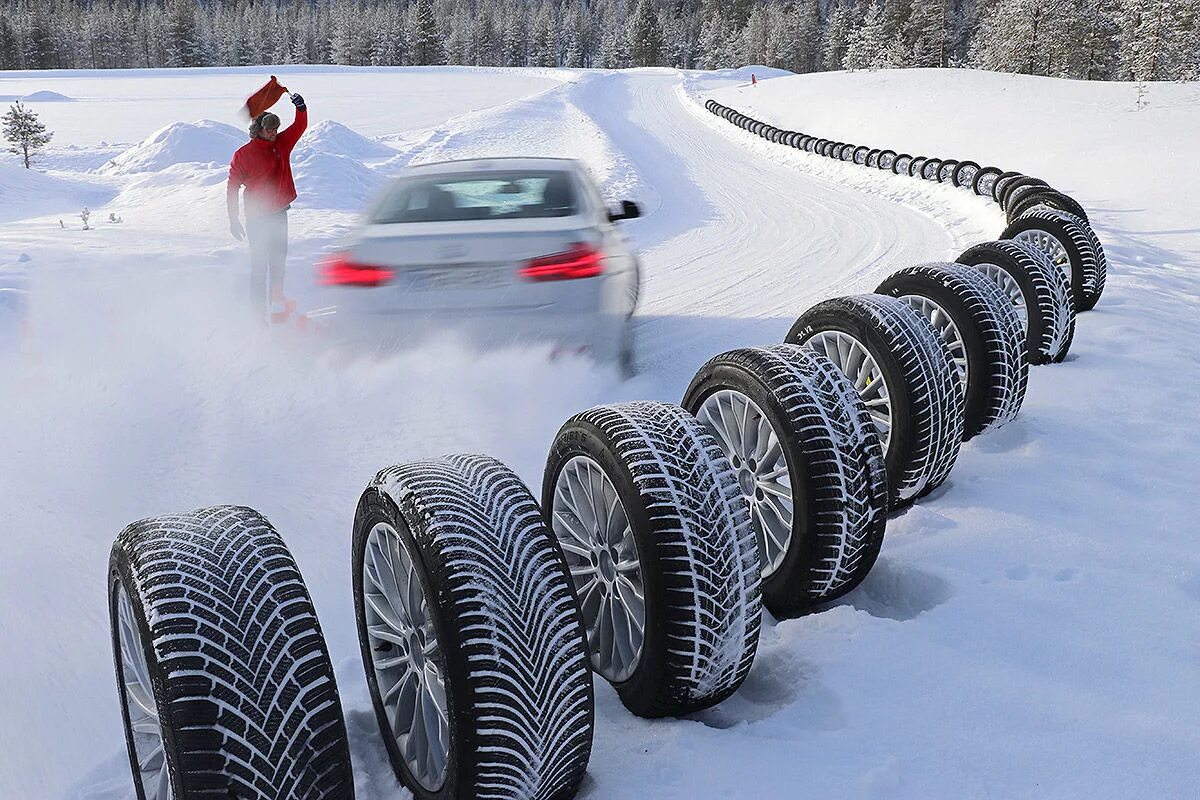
[703,98,1108,312]
[108,246,1079,800]
[108,104,1108,800]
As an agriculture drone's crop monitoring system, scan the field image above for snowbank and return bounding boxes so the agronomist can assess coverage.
[97,119,245,175]
[292,152,386,211]
[295,119,397,161]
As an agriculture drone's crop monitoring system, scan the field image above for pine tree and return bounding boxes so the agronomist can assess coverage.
[907,0,948,67]
[408,0,443,65]
[3,101,53,169]
[845,1,888,69]
[823,0,854,70]
[628,0,664,67]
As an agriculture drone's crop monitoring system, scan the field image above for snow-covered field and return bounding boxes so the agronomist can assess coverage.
[1,65,1197,799]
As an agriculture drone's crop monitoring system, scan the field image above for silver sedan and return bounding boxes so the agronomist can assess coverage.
[318,157,642,370]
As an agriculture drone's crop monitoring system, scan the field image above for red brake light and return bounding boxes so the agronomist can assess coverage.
[318,253,394,287]
[519,243,604,281]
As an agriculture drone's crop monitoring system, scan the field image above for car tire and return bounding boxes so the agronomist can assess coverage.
[786,295,964,509]
[921,158,942,180]
[543,402,762,718]
[938,159,960,183]
[876,263,1028,440]
[957,240,1076,364]
[682,345,888,616]
[355,455,594,800]
[878,149,897,170]
[866,148,882,167]
[972,165,1003,197]
[1000,176,1050,210]
[1002,208,1106,311]
[109,507,354,800]
[893,154,913,175]
[991,171,1024,203]
[909,156,928,177]
[1006,188,1089,224]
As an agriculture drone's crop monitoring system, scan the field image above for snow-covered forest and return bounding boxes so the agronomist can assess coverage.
[0,0,1196,81]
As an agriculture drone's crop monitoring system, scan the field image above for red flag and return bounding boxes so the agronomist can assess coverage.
[243,75,289,119]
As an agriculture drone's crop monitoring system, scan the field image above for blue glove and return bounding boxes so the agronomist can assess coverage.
[291,93,306,111]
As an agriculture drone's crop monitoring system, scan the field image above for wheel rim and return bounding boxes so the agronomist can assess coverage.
[363,522,450,792]
[1012,228,1071,283]
[900,295,969,394]
[805,331,893,453]
[551,455,645,683]
[117,584,172,800]
[696,389,793,579]
[976,262,1029,333]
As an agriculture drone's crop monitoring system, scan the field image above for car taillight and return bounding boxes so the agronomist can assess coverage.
[317,253,394,287]
[519,243,604,281]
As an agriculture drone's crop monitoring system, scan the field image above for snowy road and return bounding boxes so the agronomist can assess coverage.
[1,66,1196,799]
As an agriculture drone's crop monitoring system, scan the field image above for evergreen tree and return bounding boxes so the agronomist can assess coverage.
[845,1,888,69]
[408,0,443,65]
[907,0,948,67]
[823,0,854,70]
[628,0,664,67]
[3,101,53,169]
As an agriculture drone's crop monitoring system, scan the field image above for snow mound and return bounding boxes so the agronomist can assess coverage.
[98,119,245,175]
[0,163,114,223]
[293,152,386,211]
[295,119,396,160]
[21,90,74,102]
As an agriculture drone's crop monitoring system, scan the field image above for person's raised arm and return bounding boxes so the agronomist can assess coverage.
[276,93,308,153]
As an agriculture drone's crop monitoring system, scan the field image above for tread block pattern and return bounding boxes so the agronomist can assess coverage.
[373,455,594,800]
[112,506,353,800]
[1003,207,1107,311]
[574,401,762,712]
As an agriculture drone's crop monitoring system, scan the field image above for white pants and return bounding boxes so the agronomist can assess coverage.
[246,209,288,319]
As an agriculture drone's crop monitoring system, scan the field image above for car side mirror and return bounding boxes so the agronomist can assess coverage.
[608,200,641,223]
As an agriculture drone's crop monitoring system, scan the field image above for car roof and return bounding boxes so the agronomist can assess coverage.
[399,156,585,176]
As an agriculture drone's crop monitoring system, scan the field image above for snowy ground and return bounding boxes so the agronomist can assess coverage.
[1,65,1197,799]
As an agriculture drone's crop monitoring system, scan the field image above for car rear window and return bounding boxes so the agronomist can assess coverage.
[370,171,580,223]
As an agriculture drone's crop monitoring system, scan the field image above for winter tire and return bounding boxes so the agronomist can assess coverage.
[110,507,354,800]
[992,171,1024,203]
[938,159,959,183]
[876,263,1028,439]
[786,295,964,509]
[893,154,913,175]
[957,240,1076,364]
[841,145,857,162]
[853,145,871,165]
[972,166,1003,197]
[682,346,888,616]
[1000,176,1049,210]
[1006,188,1089,224]
[921,158,943,180]
[866,148,882,167]
[705,100,717,113]
[543,402,762,718]
[355,455,594,800]
[952,160,981,189]
[878,149,897,170]
[815,138,829,155]
[1002,208,1106,311]
[909,156,928,178]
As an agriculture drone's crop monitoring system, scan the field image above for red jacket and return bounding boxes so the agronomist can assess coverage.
[227,109,307,220]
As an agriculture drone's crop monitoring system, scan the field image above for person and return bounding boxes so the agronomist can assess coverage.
[226,92,307,323]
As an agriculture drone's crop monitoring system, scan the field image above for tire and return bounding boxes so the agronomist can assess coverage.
[841,145,857,162]
[815,138,829,155]
[1000,176,1049,210]
[786,295,964,509]
[876,263,1029,439]
[893,154,913,175]
[938,159,959,183]
[543,402,762,718]
[682,345,888,616]
[992,171,1024,203]
[1006,188,1089,224]
[957,240,1076,364]
[804,136,817,152]
[972,165,1003,197]
[921,158,942,180]
[705,100,717,113]
[909,156,928,178]
[355,455,594,800]
[110,507,354,800]
[952,160,981,189]
[878,149,897,170]
[854,145,871,165]
[1002,208,1106,311]
[866,148,882,167]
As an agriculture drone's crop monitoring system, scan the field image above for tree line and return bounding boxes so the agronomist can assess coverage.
[0,0,1196,82]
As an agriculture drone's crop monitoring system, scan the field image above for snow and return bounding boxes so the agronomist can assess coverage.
[97,119,247,174]
[1,65,1198,800]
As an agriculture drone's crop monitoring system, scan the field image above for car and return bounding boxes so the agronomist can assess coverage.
[316,156,642,371]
